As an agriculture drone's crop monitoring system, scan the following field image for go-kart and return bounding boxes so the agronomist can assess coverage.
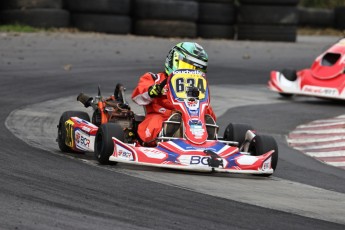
[56,84,139,153]
[268,38,345,100]
[89,69,278,176]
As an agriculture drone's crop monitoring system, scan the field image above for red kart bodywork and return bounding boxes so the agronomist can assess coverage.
[107,69,276,174]
[64,117,98,152]
[110,138,274,173]
[268,39,345,99]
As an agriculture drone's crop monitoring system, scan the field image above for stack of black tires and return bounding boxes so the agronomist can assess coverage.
[197,0,236,39]
[0,0,69,28]
[64,0,131,34]
[298,7,334,28]
[133,0,198,38]
[237,0,299,42]
[335,7,345,30]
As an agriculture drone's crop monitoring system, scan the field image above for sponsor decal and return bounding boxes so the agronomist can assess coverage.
[75,130,91,148]
[262,157,271,171]
[190,156,209,165]
[189,119,204,138]
[178,155,209,166]
[140,148,166,159]
[302,86,338,96]
[65,120,74,148]
[145,128,151,138]
[116,145,133,161]
[158,108,166,113]
[173,69,201,75]
[186,99,198,108]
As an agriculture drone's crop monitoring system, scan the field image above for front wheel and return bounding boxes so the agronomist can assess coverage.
[94,123,124,165]
[57,110,90,153]
[248,134,278,172]
[223,123,254,147]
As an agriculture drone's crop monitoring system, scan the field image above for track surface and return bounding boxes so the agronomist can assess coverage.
[1,33,345,229]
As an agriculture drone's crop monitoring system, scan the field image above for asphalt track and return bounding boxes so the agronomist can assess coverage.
[1,33,345,229]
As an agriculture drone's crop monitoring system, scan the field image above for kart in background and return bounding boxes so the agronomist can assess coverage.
[90,69,279,176]
[268,38,345,100]
[57,84,141,153]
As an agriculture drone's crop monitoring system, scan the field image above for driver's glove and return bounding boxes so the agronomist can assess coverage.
[148,84,162,98]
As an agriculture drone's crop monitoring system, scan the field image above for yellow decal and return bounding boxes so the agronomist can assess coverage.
[65,120,74,148]
[170,70,207,99]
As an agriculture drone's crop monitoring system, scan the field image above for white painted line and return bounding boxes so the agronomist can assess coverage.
[291,129,345,134]
[305,151,345,157]
[310,118,345,123]
[297,122,345,128]
[326,162,345,167]
[288,136,345,144]
[295,142,345,150]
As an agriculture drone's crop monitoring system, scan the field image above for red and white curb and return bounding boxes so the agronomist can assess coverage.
[287,115,345,170]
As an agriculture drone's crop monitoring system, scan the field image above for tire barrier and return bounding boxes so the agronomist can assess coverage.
[298,7,334,28]
[65,0,131,34]
[134,20,197,38]
[0,0,343,41]
[237,0,298,42]
[0,0,68,28]
[335,7,345,30]
[64,0,131,15]
[133,0,198,38]
[1,8,69,28]
[197,1,236,39]
[1,0,63,9]
[238,0,299,5]
[71,14,131,34]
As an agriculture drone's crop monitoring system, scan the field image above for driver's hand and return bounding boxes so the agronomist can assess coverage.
[148,84,162,98]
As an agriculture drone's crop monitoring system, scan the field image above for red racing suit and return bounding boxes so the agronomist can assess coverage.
[131,71,216,143]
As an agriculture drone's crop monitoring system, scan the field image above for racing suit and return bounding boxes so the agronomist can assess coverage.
[132,71,216,144]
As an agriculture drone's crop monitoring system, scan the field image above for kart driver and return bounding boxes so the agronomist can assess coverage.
[131,42,216,146]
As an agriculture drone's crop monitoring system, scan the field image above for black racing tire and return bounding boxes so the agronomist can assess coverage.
[198,24,235,39]
[57,110,90,153]
[279,93,293,98]
[248,134,278,172]
[95,123,124,165]
[223,123,254,147]
[0,9,70,28]
[282,69,297,81]
[237,24,297,42]
[198,3,235,24]
[238,5,298,25]
[134,0,198,22]
[134,20,197,38]
[335,7,345,30]
[64,0,131,15]
[298,7,334,28]
[71,14,131,34]
[238,0,299,5]
[1,0,62,9]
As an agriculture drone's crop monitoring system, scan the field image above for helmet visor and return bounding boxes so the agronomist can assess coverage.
[178,54,207,72]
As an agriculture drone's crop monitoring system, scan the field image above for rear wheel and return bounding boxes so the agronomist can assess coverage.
[94,123,124,165]
[57,111,90,153]
[248,134,278,174]
[223,123,254,147]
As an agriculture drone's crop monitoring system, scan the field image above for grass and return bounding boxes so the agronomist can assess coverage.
[298,27,345,36]
[0,24,42,32]
[0,24,80,33]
